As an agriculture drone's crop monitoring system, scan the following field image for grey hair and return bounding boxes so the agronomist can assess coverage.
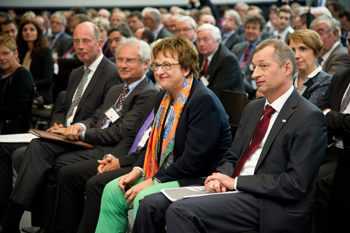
[116,37,151,63]
[311,6,332,18]
[91,17,111,31]
[50,12,67,26]
[234,2,249,11]
[254,39,297,78]
[224,9,241,25]
[176,16,197,28]
[310,15,341,41]
[146,8,162,24]
[197,23,221,41]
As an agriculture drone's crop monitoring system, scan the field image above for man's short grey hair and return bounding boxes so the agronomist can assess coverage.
[51,12,67,26]
[71,13,91,24]
[176,16,197,28]
[310,15,341,41]
[91,17,111,31]
[197,23,221,41]
[224,9,241,25]
[116,37,151,63]
[145,8,162,25]
[311,6,332,18]
[254,39,297,78]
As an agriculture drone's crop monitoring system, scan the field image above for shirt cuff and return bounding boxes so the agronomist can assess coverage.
[234,177,239,191]
[323,109,331,115]
[74,123,86,140]
[134,166,145,176]
[103,153,117,160]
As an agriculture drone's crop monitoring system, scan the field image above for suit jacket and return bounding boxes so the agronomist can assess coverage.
[111,92,158,168]
[0,67,35,134]
[21,47,54,103]
[322,43,350,76]
[80,77,159,146]
[223,32,241,51]
[216,89,328,233]
[156,26,172,40]
[317,67,350,148]
[199,44,245,97]
[51,31,73,57]
[50,56,122,127]
[134,78,232,186]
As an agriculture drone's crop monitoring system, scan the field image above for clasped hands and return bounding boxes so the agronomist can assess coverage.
[47,123,83,141]
[118,168,153,208]
[205,172,236,193]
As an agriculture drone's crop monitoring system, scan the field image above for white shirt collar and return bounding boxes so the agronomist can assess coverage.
[322,41,340,64]
[265,85,294,113]
[153,25,163,40]
[85,53,104,72]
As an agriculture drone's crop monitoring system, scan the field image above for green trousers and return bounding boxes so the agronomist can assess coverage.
[95,177,179,233]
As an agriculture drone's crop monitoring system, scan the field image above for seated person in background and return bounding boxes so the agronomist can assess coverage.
[0,36,34,221]
[197,14,215,27]
[270,6,294,42]
[0,29,157,233]
[92,17,114,59]
[310,15,350,76]
[221,9,241,51]
[133,39,328,233]
[134,27,155,45]
[314,35,350,233]
[231,14,266,100]
[175,16,197,47]
[107,23,133,63]
[0,19,18,39]
[17,19,54,104]
[287,29,332,105]
[197,23,244,96]
[49,13,73,58]
[94,35,232,233]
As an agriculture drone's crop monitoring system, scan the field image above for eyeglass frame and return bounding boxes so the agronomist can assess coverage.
[317,29,331,36]
[150,62,180,71]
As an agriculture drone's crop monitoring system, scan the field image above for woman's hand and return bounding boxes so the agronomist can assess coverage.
[118,168,143,193]
[124,179,153,208]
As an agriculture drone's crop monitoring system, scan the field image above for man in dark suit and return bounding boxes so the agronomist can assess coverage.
[314,39,350,233]
[0,32,158,233]
[142,8,172,40]
[221,9,242,50]
[49,13,73,57]
[51,92,157,233]
[175,16,197,47]
[133,39,328,233]
[231,14,266,100]
[0,20,121,225]
[311,15,350,76]
[269,7,294,42]
[197,23,244,96]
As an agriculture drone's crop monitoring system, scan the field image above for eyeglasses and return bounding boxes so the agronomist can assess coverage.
[50,21,63,25]
[175,28,194,33]
[317,29,331,36]
[116,58,142,64]
[150,62,180,71]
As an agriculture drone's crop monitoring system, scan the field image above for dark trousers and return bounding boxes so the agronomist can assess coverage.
[52,159,132,233]
[10,138,113,229]
[133,192,259,233]
[314,145,343,233]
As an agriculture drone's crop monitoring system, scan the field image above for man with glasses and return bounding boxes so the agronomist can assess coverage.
[175,16,197,47]
[311,15,350,76]
[49,13,73,58]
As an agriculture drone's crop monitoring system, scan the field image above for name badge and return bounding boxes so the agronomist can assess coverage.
[104,107,121,123]
[201,76,209,87]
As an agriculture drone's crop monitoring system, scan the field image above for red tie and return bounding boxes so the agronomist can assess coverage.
[232,106,276,178]
[239,44,252,71]
[277,35,281,40]
[95,85,129,128]
[201,57,208,76]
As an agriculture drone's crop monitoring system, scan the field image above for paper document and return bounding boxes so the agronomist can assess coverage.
[161,186,240,202]
[0,133,38,143]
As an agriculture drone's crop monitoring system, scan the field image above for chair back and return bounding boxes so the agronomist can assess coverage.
[219,90,247,125]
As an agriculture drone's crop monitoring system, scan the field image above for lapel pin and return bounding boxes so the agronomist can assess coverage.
[282,119,286,123]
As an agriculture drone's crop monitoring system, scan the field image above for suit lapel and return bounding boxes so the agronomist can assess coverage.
[237,42,248,60]
[205,44,223,80]
[66,67,84,110]
[334,73,350,111]
[255,90,299,171]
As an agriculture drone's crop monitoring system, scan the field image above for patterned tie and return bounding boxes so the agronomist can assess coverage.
[340,87,350,113]
[277,35,281,40]
[95,85,129,128]
[239,44,252,71]
[232,105,276,178]
[200,57,208,76]
[65,68,91,126]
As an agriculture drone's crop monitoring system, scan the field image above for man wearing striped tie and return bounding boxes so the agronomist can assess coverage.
[0,25,158,232]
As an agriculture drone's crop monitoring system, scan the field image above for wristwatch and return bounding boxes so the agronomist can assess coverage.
[152,177,162,185]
